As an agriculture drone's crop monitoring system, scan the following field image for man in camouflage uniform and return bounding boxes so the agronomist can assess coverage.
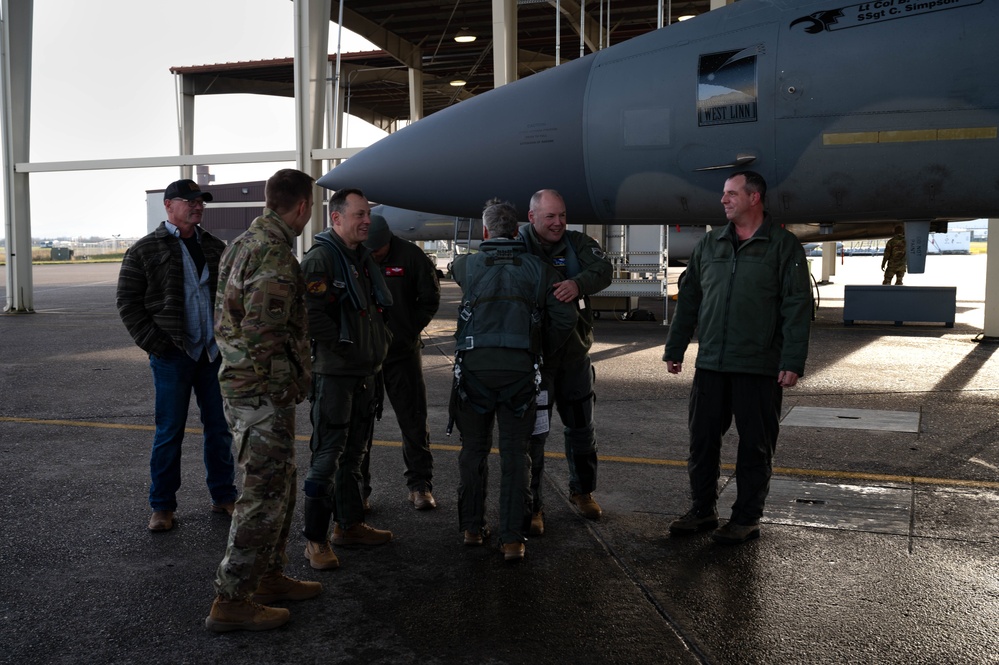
[882,225,907,285]
[520,189,612,533]
[205,169,318,633]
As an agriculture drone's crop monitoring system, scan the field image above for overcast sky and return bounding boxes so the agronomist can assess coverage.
[1,0,383,240]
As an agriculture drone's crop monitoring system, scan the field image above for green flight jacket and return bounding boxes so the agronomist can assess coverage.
[452,237,576,371]
[301,229,392,376]
[663,215,811,377]
[519,225,613,365]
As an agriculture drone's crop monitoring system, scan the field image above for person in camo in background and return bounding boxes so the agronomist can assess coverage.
[881,225,907,285]
[360,213,442,512]
[116,178,237,533]
[205,168,318,633]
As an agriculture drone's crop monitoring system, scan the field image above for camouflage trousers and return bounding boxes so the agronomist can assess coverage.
[213,395,298,600]
[883,266,905,285]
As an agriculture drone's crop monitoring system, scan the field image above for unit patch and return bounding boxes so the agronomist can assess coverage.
[384,266,405,277]
[306,278,328,295]
[262,281,291,324]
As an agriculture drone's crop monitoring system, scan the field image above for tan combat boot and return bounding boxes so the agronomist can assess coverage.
[332,522,393,546]
[204,595,290,633]
[252,573,322,604]
[304,540,340,570]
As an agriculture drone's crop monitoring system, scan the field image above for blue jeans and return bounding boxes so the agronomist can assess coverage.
[148,349,236,512]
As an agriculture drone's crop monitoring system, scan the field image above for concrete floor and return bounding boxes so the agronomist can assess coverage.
[1,257,997,664]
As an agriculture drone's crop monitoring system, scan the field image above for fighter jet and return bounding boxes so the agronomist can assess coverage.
[320,0,999,273]
[372,204,482,246]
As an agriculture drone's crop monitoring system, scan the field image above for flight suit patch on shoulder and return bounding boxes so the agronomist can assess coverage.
[306,277,328,295]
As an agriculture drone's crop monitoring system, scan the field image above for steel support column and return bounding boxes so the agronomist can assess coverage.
[294,0,331,256]
[984,219,999,339]
[492,0,517,88]
[2,0,34,312]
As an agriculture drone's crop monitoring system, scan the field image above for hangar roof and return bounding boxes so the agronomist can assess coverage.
[170,1,711,130]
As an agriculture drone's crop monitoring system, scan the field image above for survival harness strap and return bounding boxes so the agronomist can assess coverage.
[453,249,545,416]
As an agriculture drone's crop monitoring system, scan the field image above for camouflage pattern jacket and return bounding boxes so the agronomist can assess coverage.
[882,234,906,271]
[215,209,311,406]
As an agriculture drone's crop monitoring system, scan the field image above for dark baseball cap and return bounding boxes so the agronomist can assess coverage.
[363,213,393,250]
[163,179,214,202]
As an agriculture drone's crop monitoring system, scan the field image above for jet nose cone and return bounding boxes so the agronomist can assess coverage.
[318,56,597,219]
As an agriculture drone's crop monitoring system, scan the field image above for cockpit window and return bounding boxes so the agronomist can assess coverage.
[697,47,760,126]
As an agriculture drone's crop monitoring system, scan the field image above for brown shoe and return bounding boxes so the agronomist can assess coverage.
[463,526,492,546]
[304,541,340,570]
[570,493,603,520]
[204,596,290,633]
[529,511,545,537]
[252,573,322,604]
[332,522,393,547]
[211,502,235,516]
[711,521,761,545]
[148,510,174,532]
[408,490,437,510]
[501,542,526,562]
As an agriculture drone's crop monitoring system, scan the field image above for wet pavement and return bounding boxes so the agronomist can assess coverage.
[1,257,997,664]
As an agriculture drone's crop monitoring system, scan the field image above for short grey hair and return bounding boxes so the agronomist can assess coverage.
[529,188,563,213]
[482,198,519,239]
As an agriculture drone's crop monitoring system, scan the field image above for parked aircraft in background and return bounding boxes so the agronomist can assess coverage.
[372,204,481,246]
[373,203,706,264]
[320,0,998,273]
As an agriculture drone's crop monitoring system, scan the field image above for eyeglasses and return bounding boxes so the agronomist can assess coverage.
[171,198,207,208]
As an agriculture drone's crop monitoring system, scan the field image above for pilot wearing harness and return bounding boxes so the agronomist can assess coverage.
[450,199,576,562]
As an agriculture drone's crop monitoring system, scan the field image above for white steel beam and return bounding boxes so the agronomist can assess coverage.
[2,0,34,312]
[493,0,518,88]
[15,149,359,173]
[294,0,331,255]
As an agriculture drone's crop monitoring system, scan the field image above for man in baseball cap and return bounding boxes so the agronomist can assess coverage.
[163,178,214,202]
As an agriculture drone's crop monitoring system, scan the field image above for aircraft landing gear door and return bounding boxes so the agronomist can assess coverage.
[684,28,779,216]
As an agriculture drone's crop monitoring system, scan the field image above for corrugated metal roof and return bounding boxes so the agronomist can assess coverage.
[169,1,710,128]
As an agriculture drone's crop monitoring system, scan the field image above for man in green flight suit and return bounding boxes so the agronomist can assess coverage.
[451,199,577,561]
[520,189,613,534]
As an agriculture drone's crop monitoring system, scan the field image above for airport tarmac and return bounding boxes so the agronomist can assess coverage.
[1,256,997,665]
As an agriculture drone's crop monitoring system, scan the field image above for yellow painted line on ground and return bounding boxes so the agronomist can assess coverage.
[0,416,158,432]
[5,416,998,491]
